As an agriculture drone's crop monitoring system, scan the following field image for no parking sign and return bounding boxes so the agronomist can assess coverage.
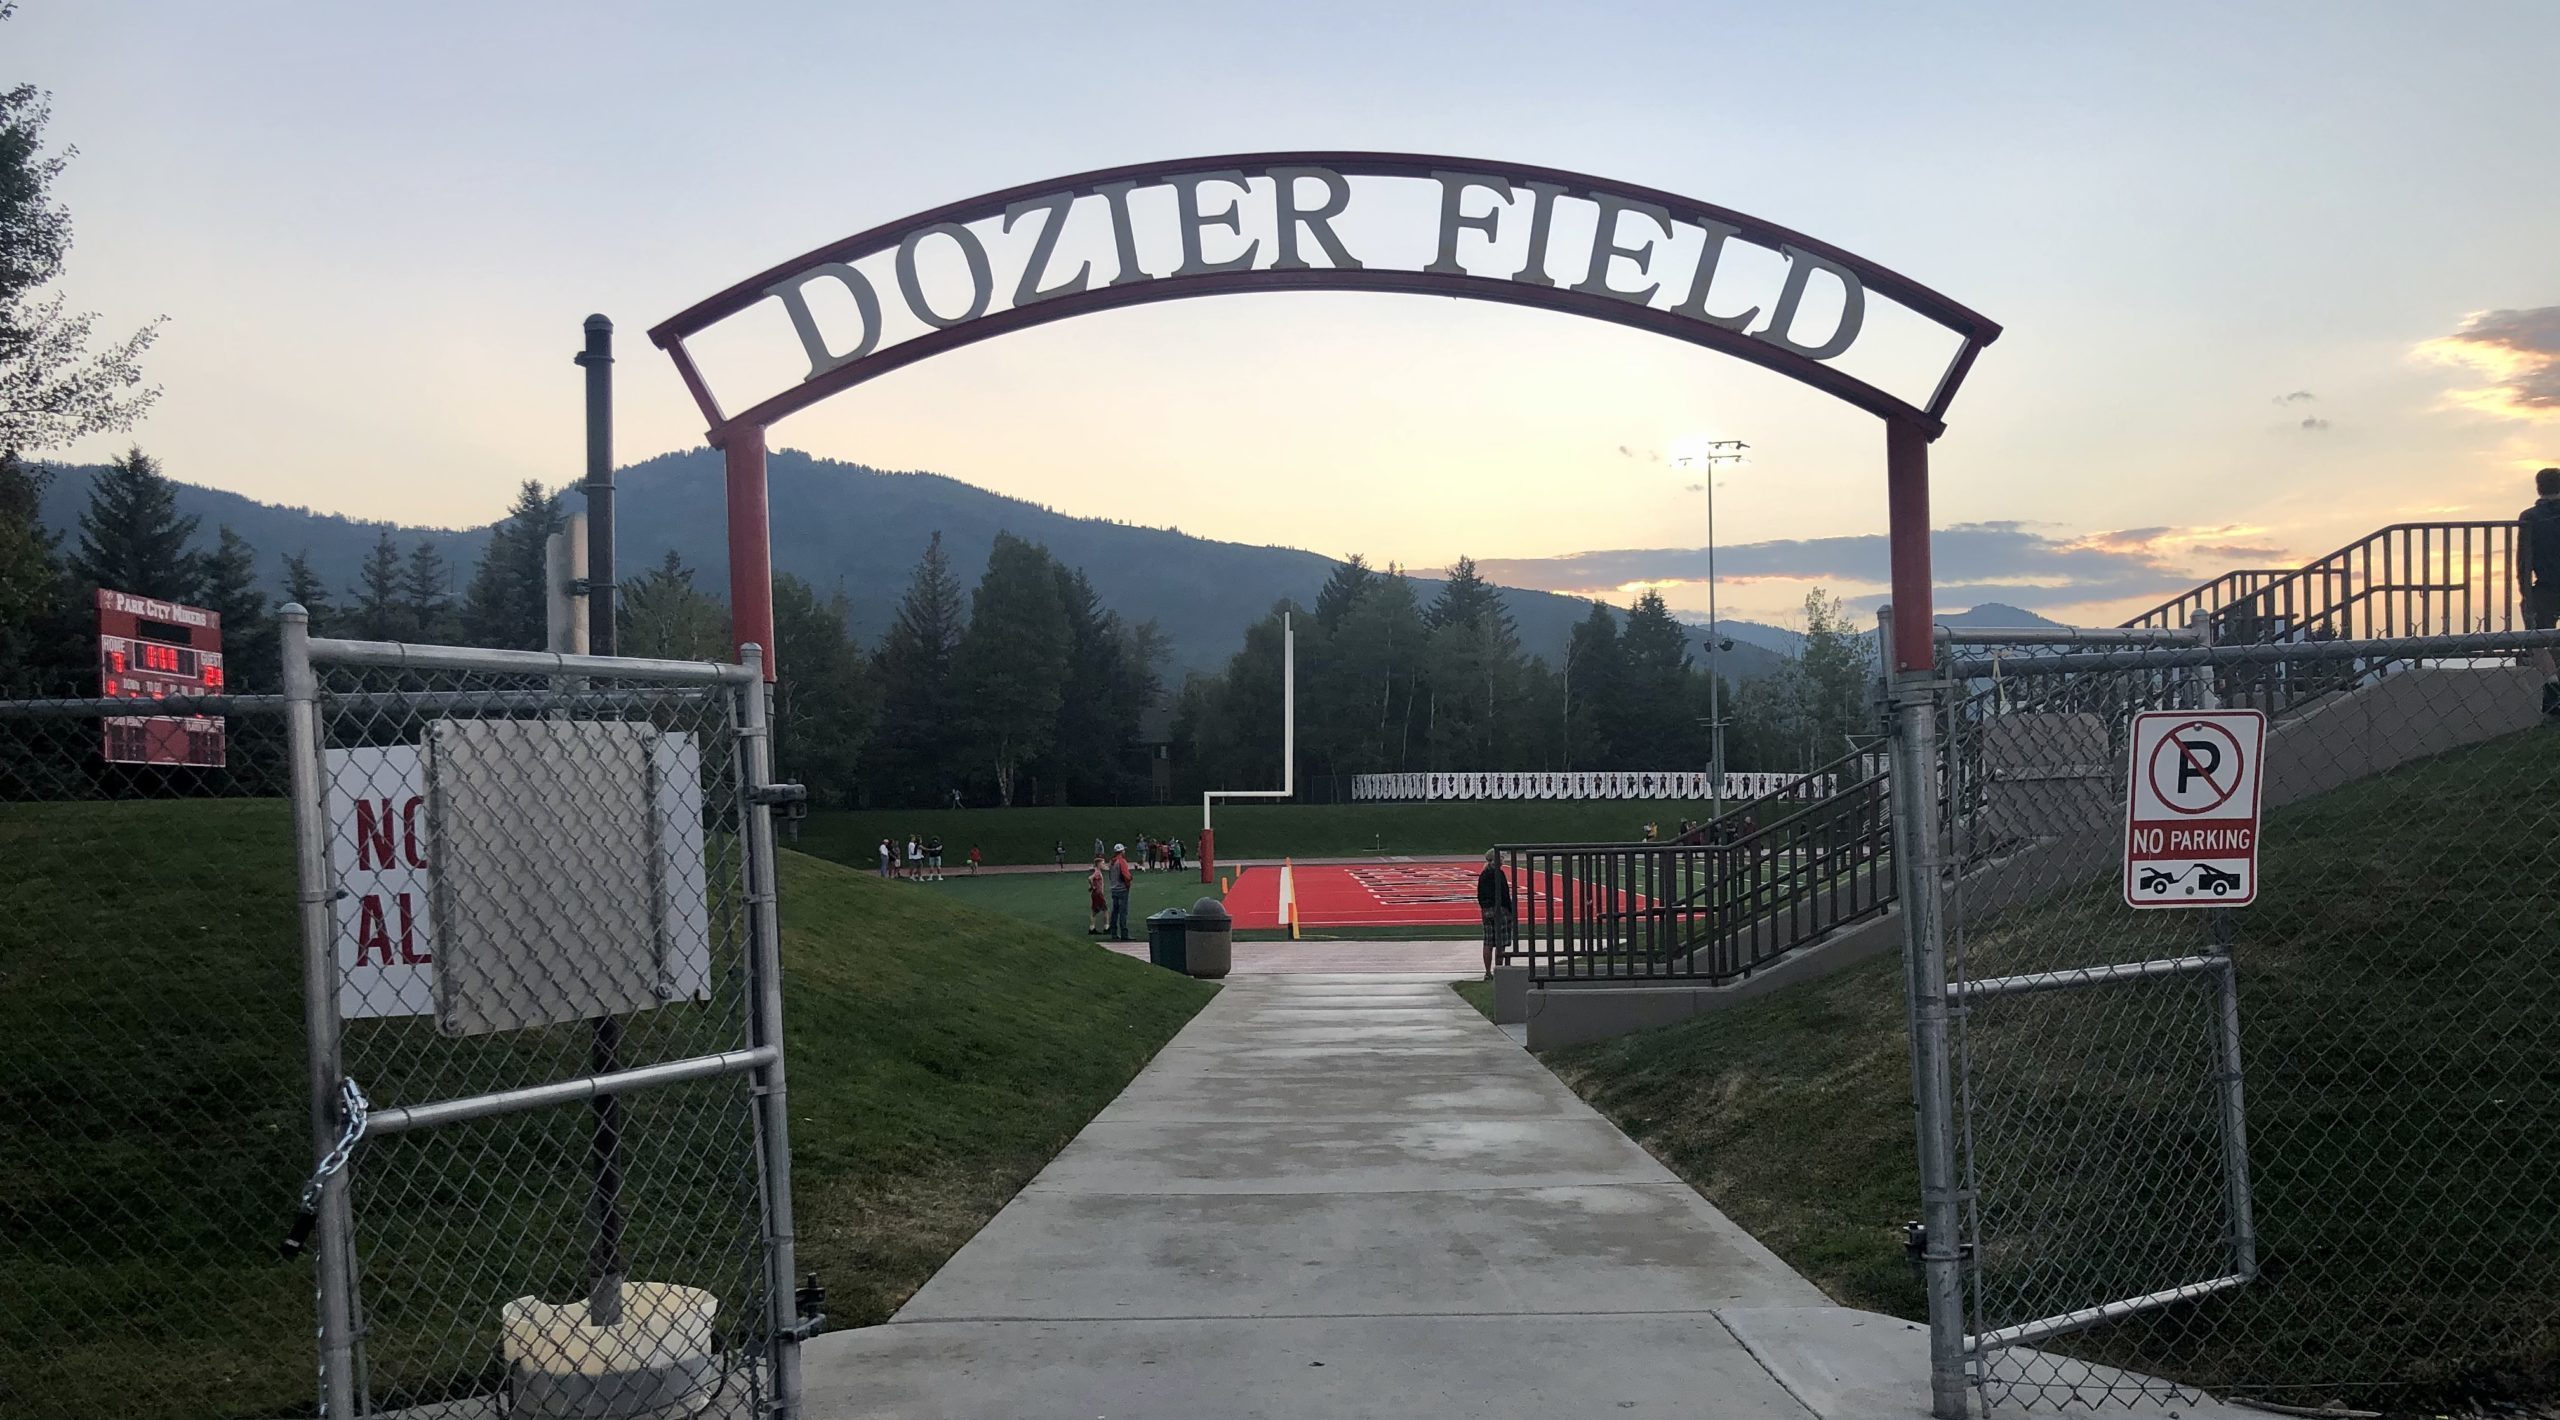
[2124,709,2267,909]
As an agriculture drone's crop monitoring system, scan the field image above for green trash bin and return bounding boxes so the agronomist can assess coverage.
[1145,908,1190,973]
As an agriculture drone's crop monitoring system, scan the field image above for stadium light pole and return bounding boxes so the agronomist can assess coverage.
[1672,438,1748,811]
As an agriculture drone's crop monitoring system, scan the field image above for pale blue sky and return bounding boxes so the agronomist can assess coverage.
[17,1,2560,622]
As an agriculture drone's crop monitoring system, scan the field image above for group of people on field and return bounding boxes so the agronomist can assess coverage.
[875,834,980,882]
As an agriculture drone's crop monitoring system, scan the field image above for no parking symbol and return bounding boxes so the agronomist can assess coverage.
[2123,709,2267,909]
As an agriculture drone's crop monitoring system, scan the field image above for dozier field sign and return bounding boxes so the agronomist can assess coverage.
[2123,709,2267,909]
[656,153,1999,441]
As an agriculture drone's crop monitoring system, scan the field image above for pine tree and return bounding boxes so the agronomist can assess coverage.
[1043,564,1135,804]
[1424,555,1513,639]
[1563,600,1623,769]
[865,532,968,806]
[1314,554,1377,630]
[462,480,563,651]
[770,573,875,807]
[281,550,330,626]
[69,446,199,601]
[617,550,729,660]
[196,525,274,692]
[0,449,73,692]
[401,540,459,643]
[952,533,1069,806]
[347,531,408,641]
[1612,590,1697,766]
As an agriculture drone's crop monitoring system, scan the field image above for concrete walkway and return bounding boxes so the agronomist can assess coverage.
[1101,937,1486,975]
[804,973,2242,1419]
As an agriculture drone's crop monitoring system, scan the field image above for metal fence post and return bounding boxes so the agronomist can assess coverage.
[737,645,805,1415]
[1890,658,1969,1420]
[282,605,360,1418]
[2190,613,2261,1286]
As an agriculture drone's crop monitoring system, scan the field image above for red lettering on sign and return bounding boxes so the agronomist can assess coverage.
[356,799,395,871]
[401,796,427,868]
[355,894,392,966]
[395,892,430,964]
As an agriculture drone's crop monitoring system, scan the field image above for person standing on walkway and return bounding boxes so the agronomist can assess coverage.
[877,838,892,879]
[1055,839,1066,871]
[1477,848,1516,981]
[968,845,983,876]
[2519,466,2560,718]
[1087,856,1108,934]
[926,834,945,881]
[1108,843,1135,940]
[906,834,924,880]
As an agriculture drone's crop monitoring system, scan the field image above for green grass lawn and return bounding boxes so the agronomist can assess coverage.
[0,799,1214,1420]
[791,797,1714,868]
[1536,727,2560,1411]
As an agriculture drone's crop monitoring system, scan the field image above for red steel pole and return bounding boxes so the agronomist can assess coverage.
[1886,418,1933,673]
[722,422,778,680]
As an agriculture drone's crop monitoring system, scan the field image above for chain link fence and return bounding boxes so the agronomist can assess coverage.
[1916,629,2560,1413]
[0,621,802,1419]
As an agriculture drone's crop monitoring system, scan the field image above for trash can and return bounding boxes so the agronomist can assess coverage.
[1184,897,1233,980]
[1145,908,1189,974]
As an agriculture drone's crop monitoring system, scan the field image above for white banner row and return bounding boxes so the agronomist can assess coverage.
[1350,770,1833,802]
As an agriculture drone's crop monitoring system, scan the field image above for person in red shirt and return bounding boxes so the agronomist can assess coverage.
[1108,844,1135,940]
[1086,857,1107,934]
[967,845,983,876]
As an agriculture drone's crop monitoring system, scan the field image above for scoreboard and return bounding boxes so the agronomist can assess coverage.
[96,588,226,767]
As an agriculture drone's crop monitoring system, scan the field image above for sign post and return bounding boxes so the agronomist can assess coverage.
[2124,709,2268,908]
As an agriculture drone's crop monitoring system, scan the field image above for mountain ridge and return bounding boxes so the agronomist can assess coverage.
[32,449,2055,675]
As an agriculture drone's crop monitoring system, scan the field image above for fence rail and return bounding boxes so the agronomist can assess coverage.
[1500,746,1895,983]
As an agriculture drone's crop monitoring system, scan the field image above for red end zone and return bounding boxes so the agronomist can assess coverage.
[1223,862,1648,930]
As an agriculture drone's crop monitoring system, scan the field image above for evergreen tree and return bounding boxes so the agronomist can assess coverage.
[865,532,968,806]
[400,539,460,643]
[0,448,75,692]
[69,446,198,601]
[617,550,728,661]
[1562,600,1623,769]
[770,573,875,808]
[462,480,564,651]
[1424,555,1514,638]
[1042,564,1155,804]
[1313,553,1377,630]
[1612,590,1697,765]
[280,550,330,626]
[196,525,274,691]
[952,533,1069,805]
[346,530,408,641]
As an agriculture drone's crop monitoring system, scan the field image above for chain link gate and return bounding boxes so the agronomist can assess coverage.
[1901,625,2560,1414]
[283,612,808,1418]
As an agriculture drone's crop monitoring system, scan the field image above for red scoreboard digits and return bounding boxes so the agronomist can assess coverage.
[95,588,227,767]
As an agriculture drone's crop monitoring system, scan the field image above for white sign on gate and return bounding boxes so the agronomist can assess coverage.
[2123,709,2267,909]
[326,736,714,1021]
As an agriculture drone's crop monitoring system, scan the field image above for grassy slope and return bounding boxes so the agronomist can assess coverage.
[1537,728,2560,1407]
[0,799,1212,1420]
[793,798,1708,868]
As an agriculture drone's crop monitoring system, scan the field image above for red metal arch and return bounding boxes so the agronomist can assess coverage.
[649,150,2001,442]
[649,152,1997,678]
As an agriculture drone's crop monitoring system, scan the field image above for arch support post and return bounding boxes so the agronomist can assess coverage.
[1882,413,1966,1418]
[722,422,777,681]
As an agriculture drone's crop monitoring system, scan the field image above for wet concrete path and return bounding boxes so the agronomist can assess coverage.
[804,972,1860,1418]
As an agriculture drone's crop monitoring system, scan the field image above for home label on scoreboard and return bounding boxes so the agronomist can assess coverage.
[95,588,226,767]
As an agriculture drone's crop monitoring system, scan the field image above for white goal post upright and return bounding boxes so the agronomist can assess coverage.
[1201,611,1293,884]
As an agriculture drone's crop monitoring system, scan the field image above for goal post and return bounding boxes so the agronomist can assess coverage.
[1201,611,1293,883]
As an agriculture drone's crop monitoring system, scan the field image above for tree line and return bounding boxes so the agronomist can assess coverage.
[1169,555,1877,799]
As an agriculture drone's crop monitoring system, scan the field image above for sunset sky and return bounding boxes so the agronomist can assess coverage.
[16,1,2559,626]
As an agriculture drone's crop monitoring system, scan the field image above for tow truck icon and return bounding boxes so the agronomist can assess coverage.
[2136,864,2244,898]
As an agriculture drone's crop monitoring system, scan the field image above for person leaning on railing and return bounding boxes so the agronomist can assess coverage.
[2517,466,2560,720]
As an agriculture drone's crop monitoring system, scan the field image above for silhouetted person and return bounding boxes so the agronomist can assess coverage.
[1477,849,1516,980]
[2519,466,2560,718]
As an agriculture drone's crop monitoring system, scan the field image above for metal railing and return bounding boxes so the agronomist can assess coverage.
[1501,746,1896,983]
